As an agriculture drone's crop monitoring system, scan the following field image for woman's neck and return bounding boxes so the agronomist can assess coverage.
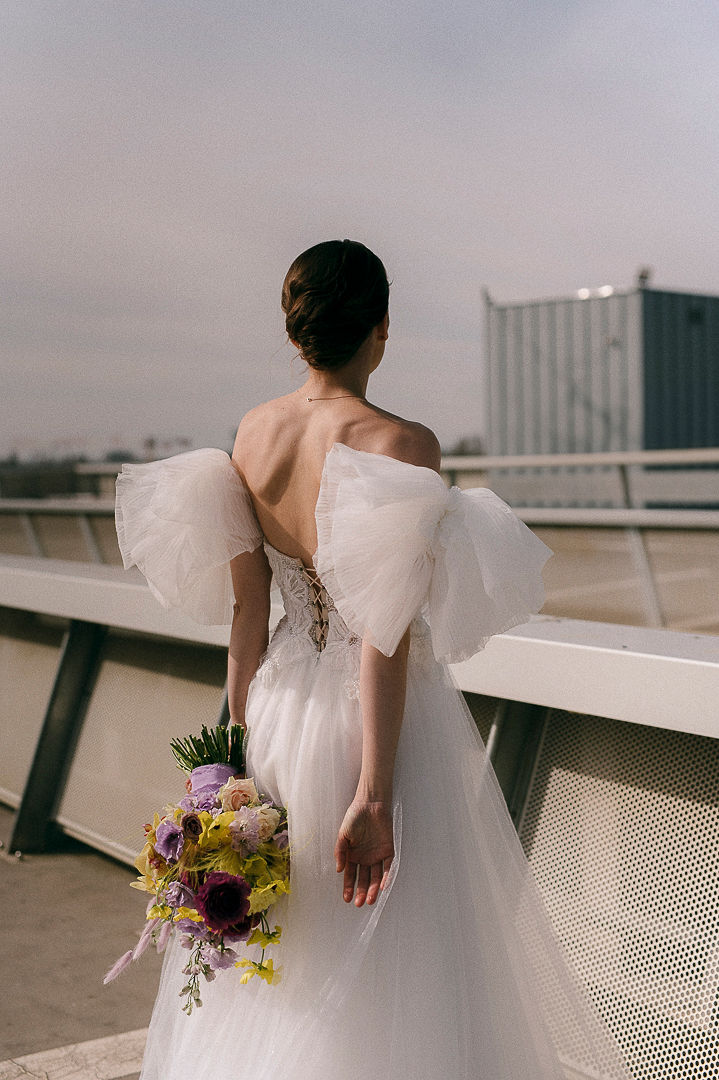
[301,365,370,402]
[295,316,386,403]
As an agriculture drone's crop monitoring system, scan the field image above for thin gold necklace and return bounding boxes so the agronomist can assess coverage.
[305,393,366,402]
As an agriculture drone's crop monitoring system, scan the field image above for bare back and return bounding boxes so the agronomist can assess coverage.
[232,392,440,565]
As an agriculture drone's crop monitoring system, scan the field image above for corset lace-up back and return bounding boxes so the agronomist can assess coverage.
[264,541,357,654]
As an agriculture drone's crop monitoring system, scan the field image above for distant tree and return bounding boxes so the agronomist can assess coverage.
[448,435,485,456]
[105,450,137,463]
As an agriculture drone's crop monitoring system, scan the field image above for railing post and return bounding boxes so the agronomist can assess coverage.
[10,619,107,853]
[617,464,664,627]
[20,513,43,557]
[489,701,549,828]
[78,513,103,563]
[484,699,507,762]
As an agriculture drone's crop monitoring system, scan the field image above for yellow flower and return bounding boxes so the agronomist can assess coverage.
[258,958,282,985]
[236,958,282,985]
[142,811,163,848]
[173,906,204,922]
[246,925,282,948]
[196,811,235,850]
[130,877,155,894]
[134,841,166,883]
[247,879,290,914]
[147,903,172,919]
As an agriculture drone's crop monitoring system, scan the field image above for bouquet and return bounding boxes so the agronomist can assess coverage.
[104,724,290,1013]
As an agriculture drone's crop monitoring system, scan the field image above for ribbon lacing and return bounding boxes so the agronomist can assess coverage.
[300,565,331,652]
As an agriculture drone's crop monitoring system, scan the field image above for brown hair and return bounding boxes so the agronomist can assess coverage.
[281,240,390,370]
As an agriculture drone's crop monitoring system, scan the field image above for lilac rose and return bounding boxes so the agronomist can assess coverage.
[154,821,184,864]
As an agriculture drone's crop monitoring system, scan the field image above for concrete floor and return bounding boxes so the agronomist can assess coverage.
[0,804,160,1075]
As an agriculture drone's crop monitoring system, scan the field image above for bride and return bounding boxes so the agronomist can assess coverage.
[116,240,633,1079]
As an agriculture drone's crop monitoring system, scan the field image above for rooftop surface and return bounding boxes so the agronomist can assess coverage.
[0,805,156,1079]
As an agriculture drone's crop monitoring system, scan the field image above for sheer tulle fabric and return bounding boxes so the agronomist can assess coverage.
[115,444,633,1080]
[315,443,553,662]
[115,448,262,625]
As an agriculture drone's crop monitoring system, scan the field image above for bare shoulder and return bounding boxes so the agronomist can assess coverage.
[374,419,442,473]
[232,394,295,467]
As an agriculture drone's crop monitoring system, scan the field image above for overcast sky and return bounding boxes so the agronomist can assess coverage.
[3,0,718,458]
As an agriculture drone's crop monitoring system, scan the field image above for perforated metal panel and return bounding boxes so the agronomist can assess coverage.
[519,708,719,1080]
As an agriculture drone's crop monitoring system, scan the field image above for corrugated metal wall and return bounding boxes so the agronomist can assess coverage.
[642,289,719,449]
[486,291,643,454]
[486,286,719,456]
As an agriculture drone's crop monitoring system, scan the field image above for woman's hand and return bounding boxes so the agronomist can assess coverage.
[335,799,394,907]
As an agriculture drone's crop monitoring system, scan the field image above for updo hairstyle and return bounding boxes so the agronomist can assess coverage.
[281,240,389,370]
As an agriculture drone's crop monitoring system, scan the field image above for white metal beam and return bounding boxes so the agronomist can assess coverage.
[452,616,719,738]
[0,554,283,646]
[1,555,717,738]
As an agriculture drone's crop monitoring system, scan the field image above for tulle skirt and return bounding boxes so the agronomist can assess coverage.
[139,626,632,1080]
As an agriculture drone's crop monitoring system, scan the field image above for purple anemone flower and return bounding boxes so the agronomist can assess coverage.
[154,821,184,864]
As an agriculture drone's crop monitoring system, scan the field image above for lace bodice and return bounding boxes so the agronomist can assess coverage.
[259,541,446,704]
[264,542,359,654]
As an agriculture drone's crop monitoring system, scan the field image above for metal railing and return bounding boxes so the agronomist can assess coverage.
[1,449,719,629]
[2,552,717,857]
[444,448,719,630]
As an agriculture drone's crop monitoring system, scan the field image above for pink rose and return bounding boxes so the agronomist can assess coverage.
[218,776,259,812]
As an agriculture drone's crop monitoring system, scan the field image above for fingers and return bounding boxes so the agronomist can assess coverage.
[335,832,348,873]
[366,861,383,905]
[354,863,371,907]
[380,856,394,891]
[343,860,356,903]
[345,861,386,907]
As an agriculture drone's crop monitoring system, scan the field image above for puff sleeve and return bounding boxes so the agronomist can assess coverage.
[115,448,263,625]
[313,443,552,664]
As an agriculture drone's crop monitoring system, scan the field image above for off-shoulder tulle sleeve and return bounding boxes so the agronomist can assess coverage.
[115,448,263,625]
[314,443,552,663]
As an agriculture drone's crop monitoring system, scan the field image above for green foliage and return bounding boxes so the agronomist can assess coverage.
[170,723,245,774]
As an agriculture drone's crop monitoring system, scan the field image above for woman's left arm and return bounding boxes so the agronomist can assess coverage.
[228,546,272,729]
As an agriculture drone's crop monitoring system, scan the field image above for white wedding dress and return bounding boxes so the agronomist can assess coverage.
[115,443,633,1080]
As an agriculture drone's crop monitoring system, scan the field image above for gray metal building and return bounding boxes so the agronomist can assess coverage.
[485,284,719,454]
